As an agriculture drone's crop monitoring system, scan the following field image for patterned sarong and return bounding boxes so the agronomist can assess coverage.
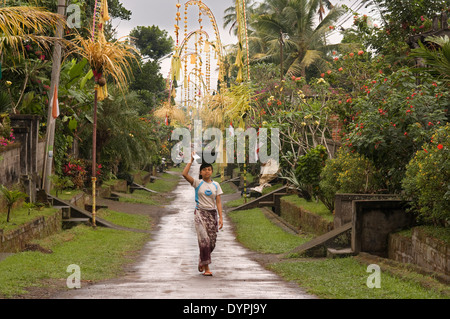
[194,208,218,266]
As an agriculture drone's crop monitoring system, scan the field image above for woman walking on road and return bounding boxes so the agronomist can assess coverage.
[182,152,223,276]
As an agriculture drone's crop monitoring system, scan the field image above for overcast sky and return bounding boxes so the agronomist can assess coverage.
[113,0,238,45]
[111,0,370,96]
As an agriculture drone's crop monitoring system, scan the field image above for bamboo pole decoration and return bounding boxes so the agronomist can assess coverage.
[184,2,188,109]
[92,0,99,41]
[242,0,250,81]
[175,0,181,46]
[92,87,98,228]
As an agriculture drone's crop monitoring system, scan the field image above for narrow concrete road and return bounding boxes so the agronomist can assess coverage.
[55,162,314,299]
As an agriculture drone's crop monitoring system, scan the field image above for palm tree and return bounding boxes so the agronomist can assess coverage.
[317,0,334,22]
[223,0,258,36]
[410,36,450,85]
[250,0,344,77]
[78,85,158,172]
[0,184,27,222]
[0,3,65,58]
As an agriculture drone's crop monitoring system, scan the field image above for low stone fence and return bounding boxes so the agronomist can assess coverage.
[389,227,450,276]
[0,209,62,253]
[279,198,333,236]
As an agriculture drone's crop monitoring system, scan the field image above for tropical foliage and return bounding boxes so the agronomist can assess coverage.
[0,0,175,193]
[219,0,450,226]
[402,124,450,226]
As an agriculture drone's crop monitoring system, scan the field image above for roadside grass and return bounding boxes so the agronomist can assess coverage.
[49,189,83,201]
[0,169,178,298]
[96,208,151,230]
[227,207,449,299]
[268,258,449,299]
[219,182,237,195]
[228,208,312,254]
[145,172,179,193]
[118,171,180,206]
[0,224,150,298]
[0,207,58,233]
[118,190,161,205]
[282,195,333,222]
[225,196,246,208]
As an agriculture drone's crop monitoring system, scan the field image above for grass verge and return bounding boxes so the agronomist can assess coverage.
[227,207,449,299]
[0,170,178,298]
[0,224,150,298]
[0,207,58,233]
[282,195,333,222]
[228,208,312,254]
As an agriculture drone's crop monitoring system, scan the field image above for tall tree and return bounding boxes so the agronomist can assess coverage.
[129,25,174,61]
[128,25,174,113]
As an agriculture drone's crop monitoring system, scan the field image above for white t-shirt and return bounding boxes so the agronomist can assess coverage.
[192,178,223,210]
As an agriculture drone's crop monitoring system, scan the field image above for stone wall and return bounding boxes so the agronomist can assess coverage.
[351,200,415,257]
[334,193,400,228]
[0,210,62,253]
[280,198,334,236]
[389,228,450,276]
[0,144,21,187]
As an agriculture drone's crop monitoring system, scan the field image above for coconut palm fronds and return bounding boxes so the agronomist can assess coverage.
[65,31,140,92]
[410,36,450,84]
[0,5,67,56]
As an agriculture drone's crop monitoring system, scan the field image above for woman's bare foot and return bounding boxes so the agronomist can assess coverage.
[203,265,212,276]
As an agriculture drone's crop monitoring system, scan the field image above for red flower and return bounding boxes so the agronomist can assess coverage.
[437,144,443,150]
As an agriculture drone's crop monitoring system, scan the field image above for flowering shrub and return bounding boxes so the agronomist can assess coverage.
[332,68,449,192]
[0,129,14,147]
[63,158,88,189]
[402,124,450,226]
[294,145,328,201]
[252,72,335,172]
[0,115,15,147]
[319,148,381,211]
